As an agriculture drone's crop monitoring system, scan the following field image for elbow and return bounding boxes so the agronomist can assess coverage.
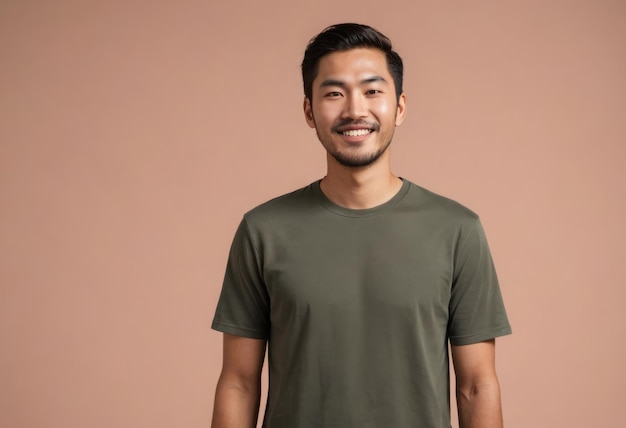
[217,372,261,397]
[456,376,501,404]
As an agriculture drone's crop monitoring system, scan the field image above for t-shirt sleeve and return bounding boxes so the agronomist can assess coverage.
[447,217,511,346]
[211,217,270,340]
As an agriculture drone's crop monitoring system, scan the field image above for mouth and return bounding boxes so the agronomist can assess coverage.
[339,129,374,137]
[334,121,379,138]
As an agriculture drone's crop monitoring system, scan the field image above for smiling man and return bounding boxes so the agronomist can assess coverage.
[305,47,404,170]
[211,23,511,428]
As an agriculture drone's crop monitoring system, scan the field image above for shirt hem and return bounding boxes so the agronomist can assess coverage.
[211,321,268,340]
[449,325,512,346]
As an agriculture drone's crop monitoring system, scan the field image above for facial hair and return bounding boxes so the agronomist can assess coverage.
[322,118,393,168]
[330,136,393,168]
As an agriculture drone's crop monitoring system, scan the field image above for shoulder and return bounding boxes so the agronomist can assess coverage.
[242,181,319,226]
[403,180,480,224]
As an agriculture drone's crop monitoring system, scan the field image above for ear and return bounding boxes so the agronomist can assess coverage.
[395,93,407,126]
[303,97,316,128]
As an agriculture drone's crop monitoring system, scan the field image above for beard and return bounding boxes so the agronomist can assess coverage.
[329,137,393,168]
[318,119,393,168]
[315,117,396,168]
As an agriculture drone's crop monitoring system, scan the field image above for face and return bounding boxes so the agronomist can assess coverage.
[304,48,406,168]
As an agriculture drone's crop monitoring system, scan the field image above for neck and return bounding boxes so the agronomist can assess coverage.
[320,151,402,209]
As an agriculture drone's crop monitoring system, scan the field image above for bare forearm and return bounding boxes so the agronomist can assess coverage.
[211,378,261,428]
[456,380,503,428]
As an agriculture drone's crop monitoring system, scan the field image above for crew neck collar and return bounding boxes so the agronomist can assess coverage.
[311,178,411,218]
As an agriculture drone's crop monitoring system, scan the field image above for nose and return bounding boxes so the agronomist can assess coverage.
[343,93,368,119]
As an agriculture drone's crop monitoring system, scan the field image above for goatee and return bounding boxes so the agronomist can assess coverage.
[331,138,393,168]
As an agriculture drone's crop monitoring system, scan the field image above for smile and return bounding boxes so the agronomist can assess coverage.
[340,129,373,137]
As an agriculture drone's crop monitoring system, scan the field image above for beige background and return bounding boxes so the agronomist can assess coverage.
[1,1,625,427]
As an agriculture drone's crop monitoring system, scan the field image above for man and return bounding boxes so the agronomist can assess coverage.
[211,23,511,428]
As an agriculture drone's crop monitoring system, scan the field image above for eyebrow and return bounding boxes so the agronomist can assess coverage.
[319,76,388,88]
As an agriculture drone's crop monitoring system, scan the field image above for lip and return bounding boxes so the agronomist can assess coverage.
[336,128,375,144]
[334,120,378,133]
[336,125,373,131]
[333,120,379,144]
[335,124,376,132]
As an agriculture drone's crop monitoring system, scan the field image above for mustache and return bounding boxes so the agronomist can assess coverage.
[333,120,380,133]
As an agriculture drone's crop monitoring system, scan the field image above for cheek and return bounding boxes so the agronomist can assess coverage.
[373,99,395,117]
[313,105,338,125]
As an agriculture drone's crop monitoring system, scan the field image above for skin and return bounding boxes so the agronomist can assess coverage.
[211,334,265,428]
[452,340,504,428]
[304,48,407,209]
[211,47,504,428]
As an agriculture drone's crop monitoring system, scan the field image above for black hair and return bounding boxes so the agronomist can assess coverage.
[301,23,404,101]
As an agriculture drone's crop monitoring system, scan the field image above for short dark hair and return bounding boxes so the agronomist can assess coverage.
[301,23,404,101]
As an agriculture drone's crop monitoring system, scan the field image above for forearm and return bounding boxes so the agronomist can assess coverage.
[456,378,503,428]
[211,376,261,428]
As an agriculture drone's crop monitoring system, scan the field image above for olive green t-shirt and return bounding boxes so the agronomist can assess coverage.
[212,179,511,428]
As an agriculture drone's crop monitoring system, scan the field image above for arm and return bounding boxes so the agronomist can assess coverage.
[451,339,504,428]
[211,333,267,428]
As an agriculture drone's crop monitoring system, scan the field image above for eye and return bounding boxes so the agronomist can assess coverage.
[366,89,382,95]
[324,91,343,98]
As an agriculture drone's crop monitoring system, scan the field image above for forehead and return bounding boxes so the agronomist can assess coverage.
[315,48,390,82]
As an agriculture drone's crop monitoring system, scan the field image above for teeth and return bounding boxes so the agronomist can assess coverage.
[341,129,372,137]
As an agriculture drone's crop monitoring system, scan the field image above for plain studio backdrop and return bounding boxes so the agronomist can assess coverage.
[1,1,624,427]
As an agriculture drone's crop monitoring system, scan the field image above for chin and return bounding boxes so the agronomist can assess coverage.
[332,151,385,168]
[331,142,391,168]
